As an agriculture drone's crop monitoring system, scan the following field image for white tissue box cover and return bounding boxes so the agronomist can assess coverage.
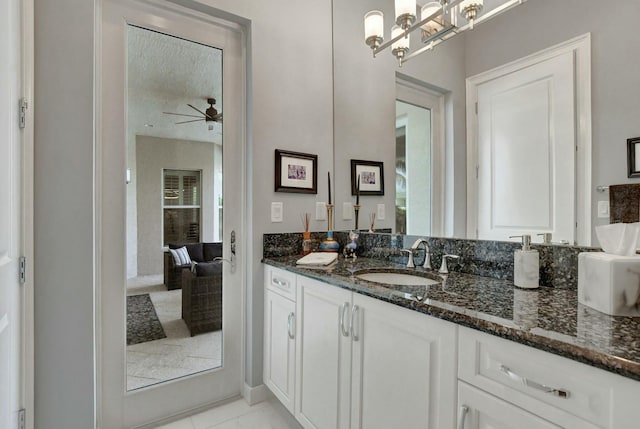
[578,252,640,317]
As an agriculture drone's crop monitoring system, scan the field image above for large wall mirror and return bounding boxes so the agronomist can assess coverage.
[331,0,640,246]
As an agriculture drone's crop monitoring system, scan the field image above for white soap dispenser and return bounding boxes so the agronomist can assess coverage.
[509,234,539,289]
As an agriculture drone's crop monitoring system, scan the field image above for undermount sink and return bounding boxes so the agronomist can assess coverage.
[354,271,441,286]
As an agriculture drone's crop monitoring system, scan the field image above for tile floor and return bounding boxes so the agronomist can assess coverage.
[127,275,222,390]
[156,397,302,429]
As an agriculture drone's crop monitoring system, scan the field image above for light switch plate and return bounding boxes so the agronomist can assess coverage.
[377,203,385,220]
[316,202,327,220]
[598,201,610,218]
[342,202,353,220]
[271,202,283,222]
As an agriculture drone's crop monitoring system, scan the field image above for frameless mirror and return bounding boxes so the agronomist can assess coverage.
[126,25,223,390]
[332,0,639,246]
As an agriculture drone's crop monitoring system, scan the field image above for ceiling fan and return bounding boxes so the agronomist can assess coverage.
[163,98,222,124]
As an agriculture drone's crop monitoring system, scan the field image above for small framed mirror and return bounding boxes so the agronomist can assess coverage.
[628,137,640,178]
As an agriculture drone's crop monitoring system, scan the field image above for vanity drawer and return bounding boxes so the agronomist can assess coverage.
[458,327,611,427]
[265,265,296,301]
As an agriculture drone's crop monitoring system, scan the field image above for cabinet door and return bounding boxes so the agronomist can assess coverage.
[350,293,457,429]
[295,276,352,429]
[264,290,296,413]
[458,382,562,429]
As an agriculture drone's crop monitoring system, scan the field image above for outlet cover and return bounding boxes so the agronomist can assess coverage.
[377,203,385,220]
[342,202,353,220]
[597,201,610,218]
[271,202,283,222]
[316,202,327,220]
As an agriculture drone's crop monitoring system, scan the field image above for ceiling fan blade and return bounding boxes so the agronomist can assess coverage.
[163,112,203,118]
[188,104,213,120]
[175,119,206,124]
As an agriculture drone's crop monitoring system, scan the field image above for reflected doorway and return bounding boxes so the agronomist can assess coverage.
[126,25,224,390]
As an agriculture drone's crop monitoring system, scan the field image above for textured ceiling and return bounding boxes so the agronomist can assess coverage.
[127,25,223,144]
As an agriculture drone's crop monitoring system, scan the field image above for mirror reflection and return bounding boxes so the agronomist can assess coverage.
[126,25,223,390]
[333,0,639,247]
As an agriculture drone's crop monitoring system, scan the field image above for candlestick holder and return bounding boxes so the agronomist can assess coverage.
[353,204,361,231]
[319,204,340,252]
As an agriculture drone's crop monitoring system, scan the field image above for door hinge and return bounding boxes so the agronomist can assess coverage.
[475,102,478,114]
[19,98,28,129]
[476,164,479,179]
[18,408,26,429]
[19,257,26,284]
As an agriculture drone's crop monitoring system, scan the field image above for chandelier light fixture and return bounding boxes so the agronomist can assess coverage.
[364,0,527,66]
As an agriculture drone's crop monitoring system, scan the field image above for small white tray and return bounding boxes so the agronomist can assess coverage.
[296,252,338,266]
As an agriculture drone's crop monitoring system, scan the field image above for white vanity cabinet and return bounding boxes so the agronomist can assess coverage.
[263,266,297,413]
[457,327,640,429]
[294,274,457,429]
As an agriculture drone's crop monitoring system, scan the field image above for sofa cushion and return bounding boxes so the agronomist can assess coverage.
[169,246,191,266]
[203,242,223,261]
[170,242,204,262]
[195,260,223,277]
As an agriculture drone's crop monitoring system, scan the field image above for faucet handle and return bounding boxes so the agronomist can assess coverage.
[537,232,552,244]
[400,249,415,268]
[439,254,460,274]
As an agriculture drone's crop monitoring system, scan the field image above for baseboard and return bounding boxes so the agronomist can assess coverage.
[242,383,271,405]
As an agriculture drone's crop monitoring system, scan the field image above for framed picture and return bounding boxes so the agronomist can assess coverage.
[351,159,384,196]
[275,149,318,193]
[628,137,640,178]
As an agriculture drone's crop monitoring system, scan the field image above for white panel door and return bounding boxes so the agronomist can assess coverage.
[475,51,575,243]
[264,290,296,413]
[295,276,352,429]
[458,382,562,429]
[350,293,457,429]
[0,0,22,427]
[101,1,245,427]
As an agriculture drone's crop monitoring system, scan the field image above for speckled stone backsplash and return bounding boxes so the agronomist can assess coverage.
[263,232,600,289]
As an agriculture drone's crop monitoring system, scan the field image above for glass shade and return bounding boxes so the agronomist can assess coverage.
[364,10,384,41]
[460,0,484,9]
[391,25,410,50]
[421,2,444,33]
[395,0,416,20]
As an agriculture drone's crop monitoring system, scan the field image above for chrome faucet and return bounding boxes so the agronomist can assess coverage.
[410,238,432,269]
[399,249,415,268]
[439,254,460,274]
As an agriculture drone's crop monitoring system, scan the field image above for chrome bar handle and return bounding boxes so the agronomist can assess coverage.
[500,365,570,398]
[457,405,469,429]
[287,312,295,339]
[350,305,360,341]
[340,302,350,337]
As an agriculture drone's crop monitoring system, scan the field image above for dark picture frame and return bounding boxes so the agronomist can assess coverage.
[628,137,640,178]
[275,149,318,193]
[350,159,384,196]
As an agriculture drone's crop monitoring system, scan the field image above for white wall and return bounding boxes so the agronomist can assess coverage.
[34,0,96,427]
[134,135,217,276]
[464,0,640,242]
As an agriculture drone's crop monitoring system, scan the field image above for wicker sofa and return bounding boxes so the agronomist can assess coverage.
[164,242,222,290]
[181,262,222,336]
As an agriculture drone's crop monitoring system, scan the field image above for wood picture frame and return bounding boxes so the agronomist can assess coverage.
[275,149,318,193]
[350,159,384,196]
[628,137,640,178]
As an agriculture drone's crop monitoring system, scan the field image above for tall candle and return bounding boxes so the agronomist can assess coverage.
[356,174,360,205]
[328,171,332,205]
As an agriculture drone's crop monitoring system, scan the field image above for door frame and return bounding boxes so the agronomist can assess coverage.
[396,75,446,237]
[20,0,35,427]
[96,0,249,427]
[466,33,592,245]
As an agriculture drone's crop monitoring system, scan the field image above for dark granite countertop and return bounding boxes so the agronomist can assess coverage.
[263,255,640,382]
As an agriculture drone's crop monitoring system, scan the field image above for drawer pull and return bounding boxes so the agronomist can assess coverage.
[272,277,289,289]
[287,312,295,339]
[340,302,350,337]
[500,364,570,398]
[457,405,469,429]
